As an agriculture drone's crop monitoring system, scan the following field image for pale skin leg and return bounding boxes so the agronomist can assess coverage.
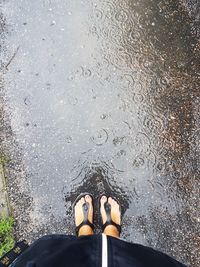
[100,196,121,238]
[74,195,94,236]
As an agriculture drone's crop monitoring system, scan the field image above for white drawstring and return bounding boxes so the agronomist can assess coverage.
[102,234,108,267]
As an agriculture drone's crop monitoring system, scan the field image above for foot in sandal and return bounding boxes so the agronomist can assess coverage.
[74,194,94,236]
[100,195,121,238]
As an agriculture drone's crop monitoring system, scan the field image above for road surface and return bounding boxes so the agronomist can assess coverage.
[0,0,199,266]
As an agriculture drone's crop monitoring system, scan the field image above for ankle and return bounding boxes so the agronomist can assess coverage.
[78,225,94,236]
[104,225,120,238]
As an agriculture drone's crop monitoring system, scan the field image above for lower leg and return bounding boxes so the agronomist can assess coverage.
[78,225,94,236]
[103,225,120,238]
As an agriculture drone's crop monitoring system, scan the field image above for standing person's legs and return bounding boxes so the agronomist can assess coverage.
[74,194,121,237]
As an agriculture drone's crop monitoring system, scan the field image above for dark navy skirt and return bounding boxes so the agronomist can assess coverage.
[10,234,187,267]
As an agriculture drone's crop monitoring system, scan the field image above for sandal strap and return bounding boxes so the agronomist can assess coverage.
[102,220,121,234]
[75,220,94,236]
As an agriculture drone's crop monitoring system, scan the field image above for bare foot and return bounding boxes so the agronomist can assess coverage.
[75,195,94,236]
[100,196,121,238]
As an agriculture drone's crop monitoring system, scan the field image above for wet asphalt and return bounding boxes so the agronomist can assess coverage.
[0,0,199,266]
